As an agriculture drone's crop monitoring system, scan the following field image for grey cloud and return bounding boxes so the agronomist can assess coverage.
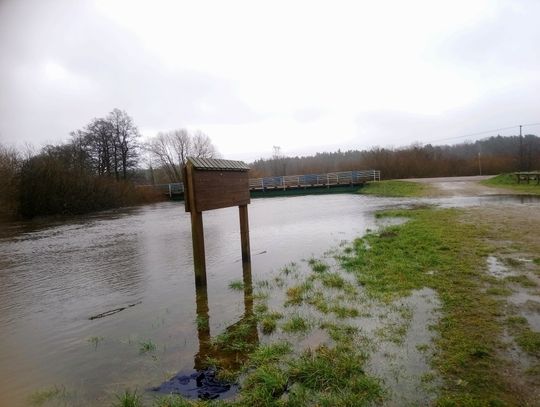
[355,82,540,148]
[0,0,260,146]
[293,107,325,123]
[436,1,540,73]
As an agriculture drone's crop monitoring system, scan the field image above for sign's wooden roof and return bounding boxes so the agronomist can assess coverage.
[187,157,250,171]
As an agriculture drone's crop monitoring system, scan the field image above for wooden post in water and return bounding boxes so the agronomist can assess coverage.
[185,163,207,285]
[239,204,251,265]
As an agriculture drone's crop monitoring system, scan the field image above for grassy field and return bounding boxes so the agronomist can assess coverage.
[482,173,540,195]
[358,180,428,197]
[103,204,540,407]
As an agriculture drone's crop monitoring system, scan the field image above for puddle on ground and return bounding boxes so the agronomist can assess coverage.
[365,288,441,406]
[375,216,409,229]
[486,256,516,279]
[509,291,540,331]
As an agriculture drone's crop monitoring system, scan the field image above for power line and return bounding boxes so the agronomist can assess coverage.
[426,122,540,144]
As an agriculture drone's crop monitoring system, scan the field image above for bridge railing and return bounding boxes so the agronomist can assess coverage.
[250,169,381,190]
[141,170,380,195]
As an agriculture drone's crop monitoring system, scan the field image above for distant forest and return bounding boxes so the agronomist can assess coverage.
[247,135,540,179]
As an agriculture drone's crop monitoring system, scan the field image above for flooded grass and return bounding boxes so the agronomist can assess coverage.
[228,280,244,291]
[28,386,68,406]
[507,316,540,356]
[341,207,522,405]
[307,258,328,273]
[282,315,311,333]
[113,390,142,407]
[87,335,104,350]
[139,340,156,354]
[10,195,540,406]
[505,274,538,288]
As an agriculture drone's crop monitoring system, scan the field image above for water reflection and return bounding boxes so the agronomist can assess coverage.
[194,261,258,371]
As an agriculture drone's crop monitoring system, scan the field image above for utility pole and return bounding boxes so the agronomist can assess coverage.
[519,124,523,171]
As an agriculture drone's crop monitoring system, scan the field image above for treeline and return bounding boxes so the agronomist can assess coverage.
[0,109,220,219]
[249,135,540,179]
[0,109,160,219]
[2,118,539,220]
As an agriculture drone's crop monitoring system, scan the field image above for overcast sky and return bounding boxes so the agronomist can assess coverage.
[1,0,539,161]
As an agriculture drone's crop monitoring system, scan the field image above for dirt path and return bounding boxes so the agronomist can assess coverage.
[404,175,514,197]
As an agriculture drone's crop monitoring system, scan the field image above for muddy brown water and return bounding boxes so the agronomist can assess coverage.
[1,193,539,406]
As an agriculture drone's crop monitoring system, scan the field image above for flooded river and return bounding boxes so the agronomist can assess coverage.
[0,193,538,406]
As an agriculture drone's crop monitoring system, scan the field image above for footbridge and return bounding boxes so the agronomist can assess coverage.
[146,169,381,199]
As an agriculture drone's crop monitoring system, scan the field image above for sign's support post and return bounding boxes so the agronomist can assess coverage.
[191,211,206,286]
[185,163,207,286]
[239,204,251,266]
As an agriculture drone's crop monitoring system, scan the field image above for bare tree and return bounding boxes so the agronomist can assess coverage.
[72,109,140,180]
[107,108,140,180]
[145,129,218,182]
[192,131,217,158]
[146,132,182,182]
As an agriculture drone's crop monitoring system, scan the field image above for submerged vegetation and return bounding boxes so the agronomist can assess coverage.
[28,386,68,406]
[113,389,143,407]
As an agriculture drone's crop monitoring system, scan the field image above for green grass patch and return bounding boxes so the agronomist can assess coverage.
[228,279,244,290]
[113,389,142,407]
[282,315,310,333]
[507,315,540,356]
[153,395,193,407]
[485,286,513,296]
[504,274,537,287]
[516,330,540,356]
[285,281,312,306]
[307,258,329,273]
[481,173,540,195]
[288,345,383,402]
[319,322,360,345]
[247,342,293,368]
[329,304,359,319]
[318,271,346,289]
[340,207,521,405]
[358,180,428,197]
[138,340,156,354]
[260,317,277,334]
[280,262,298,276]
[28,386,67,406]
[211,320,258,354]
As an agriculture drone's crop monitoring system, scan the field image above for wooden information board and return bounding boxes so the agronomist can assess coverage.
[183,157,251,286]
